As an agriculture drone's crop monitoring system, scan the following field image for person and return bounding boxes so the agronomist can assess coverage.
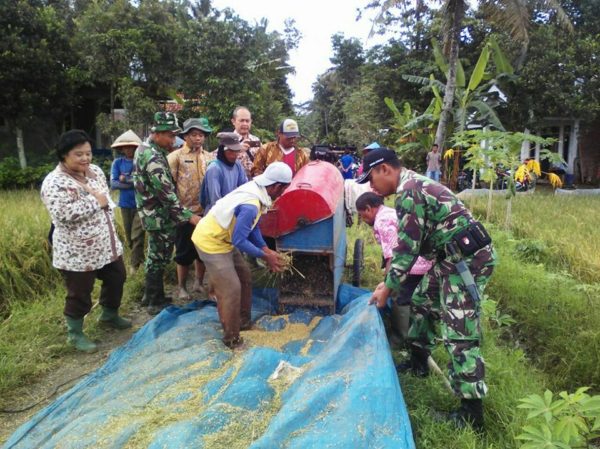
[231,106,261,179]
[355,192,433,345]
[168,117,213,301]
[358,148,496,430]
[426,144,442,182]
[200,132,248,213]
[133,112,201,315]
[338,148,355,180]
[192,162,292,349]
[356,142,380,177]
[41,130,131,353]
[110,130,145,274]
[251,118,309,177]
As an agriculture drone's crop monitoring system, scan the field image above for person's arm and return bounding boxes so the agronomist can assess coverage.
[385,189,423,291]
[251,145,267,177]
[41,177,104,225]
[167,151,179,182]
[145,154,193,224]
[231,204,265,258]
[205,166,223,208]
[237,162,248,186]
[110,159,132,190]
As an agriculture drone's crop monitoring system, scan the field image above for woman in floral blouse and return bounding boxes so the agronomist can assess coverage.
[41,130,131,353]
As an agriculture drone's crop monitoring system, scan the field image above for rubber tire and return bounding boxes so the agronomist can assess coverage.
[352,239,364,287]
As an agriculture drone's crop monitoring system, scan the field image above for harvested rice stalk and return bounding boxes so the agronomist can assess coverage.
[252,251,305,288]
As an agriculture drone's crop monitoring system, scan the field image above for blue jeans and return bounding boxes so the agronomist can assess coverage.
[426,170,441,182]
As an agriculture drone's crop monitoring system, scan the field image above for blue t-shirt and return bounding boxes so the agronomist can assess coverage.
[200,160,248,212]
[340,154,355,179]
[110,157,136,208]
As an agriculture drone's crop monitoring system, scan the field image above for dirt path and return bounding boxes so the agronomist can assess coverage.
[0,303,153,445]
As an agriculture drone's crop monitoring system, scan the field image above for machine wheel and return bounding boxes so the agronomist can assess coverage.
[352,239,364,287]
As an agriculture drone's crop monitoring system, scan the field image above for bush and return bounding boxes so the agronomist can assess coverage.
[0,158,54,189]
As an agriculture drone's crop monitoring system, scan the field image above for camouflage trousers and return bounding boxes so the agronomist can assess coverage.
[408,245,496,399]
[144,229,176,275]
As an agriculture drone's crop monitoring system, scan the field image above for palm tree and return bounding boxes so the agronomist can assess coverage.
[372,0,573,151]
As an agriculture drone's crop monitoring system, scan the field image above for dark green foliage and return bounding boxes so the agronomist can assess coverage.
[0,158,54,189]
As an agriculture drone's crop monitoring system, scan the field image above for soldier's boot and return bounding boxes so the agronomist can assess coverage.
[65,316,97,353]
[396,347,430,377]
[158,276,173,304]
[146,271,167,316]
[447,399,484,431]
[98,306,132,330]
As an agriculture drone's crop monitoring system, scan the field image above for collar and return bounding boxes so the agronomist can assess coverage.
[279,144,296,155]
[396,168,409,193]
[181,143,202,154]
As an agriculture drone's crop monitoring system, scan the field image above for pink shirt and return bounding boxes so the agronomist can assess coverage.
[373,206,433,275]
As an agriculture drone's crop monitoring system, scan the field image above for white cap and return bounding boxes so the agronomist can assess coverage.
[254,162,293,187]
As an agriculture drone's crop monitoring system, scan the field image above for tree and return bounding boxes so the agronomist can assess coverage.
[372,0,572,151]
[0,0,75,167]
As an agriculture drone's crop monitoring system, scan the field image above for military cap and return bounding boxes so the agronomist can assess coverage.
[151,112,181,133]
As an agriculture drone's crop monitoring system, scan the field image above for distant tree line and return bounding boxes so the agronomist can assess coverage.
[0,0,300,167]
[299,0,600,168]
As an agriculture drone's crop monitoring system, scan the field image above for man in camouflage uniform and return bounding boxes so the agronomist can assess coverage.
[358,149,496,430]
[133,112,201,315]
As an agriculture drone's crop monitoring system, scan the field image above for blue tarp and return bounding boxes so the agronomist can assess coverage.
[3,286,415,449]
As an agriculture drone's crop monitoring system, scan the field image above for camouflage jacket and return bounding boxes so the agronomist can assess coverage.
[250,141,310,177]
[385,169,474,291]
[133,141,193,231]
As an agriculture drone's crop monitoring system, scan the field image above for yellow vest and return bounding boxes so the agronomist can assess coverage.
[192,199,262,254]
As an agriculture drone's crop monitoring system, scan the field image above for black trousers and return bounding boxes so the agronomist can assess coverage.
[59,258,126,319]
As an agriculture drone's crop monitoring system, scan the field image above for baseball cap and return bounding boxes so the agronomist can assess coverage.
[278,118,300,137]
[254,162,293,187]
[217,132,244,151]
[356,148,399,184]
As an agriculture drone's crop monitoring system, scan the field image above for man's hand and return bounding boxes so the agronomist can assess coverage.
[369,282,391,309]
[262,248,284,272]
[189,214,201,226]
[119,174,126,182]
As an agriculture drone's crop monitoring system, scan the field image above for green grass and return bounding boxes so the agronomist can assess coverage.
[345,214,550,448]
[0,190,144,404]
[467,193,600,283]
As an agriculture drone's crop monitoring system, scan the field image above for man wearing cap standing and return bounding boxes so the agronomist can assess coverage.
[251,118,309,178]
[111,130,145,273]
[168,117,213,301]
[200,132,248,213]
[231,106,261,179]
[192,162,291,349]
[133,112,201,315]
[358,148,496,431]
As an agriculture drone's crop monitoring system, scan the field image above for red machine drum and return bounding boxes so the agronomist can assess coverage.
[260,160,344,238]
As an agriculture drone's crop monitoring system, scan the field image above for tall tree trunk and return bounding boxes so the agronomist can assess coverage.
[16,126,26,169]
[434,0,465,153]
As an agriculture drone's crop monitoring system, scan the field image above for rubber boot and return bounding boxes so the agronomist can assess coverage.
[448,399,484,431]
[147,270,168,316]
[98,306,132,329]
[396,347,430,377]
[65,316,97,353]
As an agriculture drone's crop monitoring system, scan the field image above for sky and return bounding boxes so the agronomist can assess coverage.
[211,0,391,105]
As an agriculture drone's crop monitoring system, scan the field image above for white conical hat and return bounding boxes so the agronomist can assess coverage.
[111,130,142,148]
